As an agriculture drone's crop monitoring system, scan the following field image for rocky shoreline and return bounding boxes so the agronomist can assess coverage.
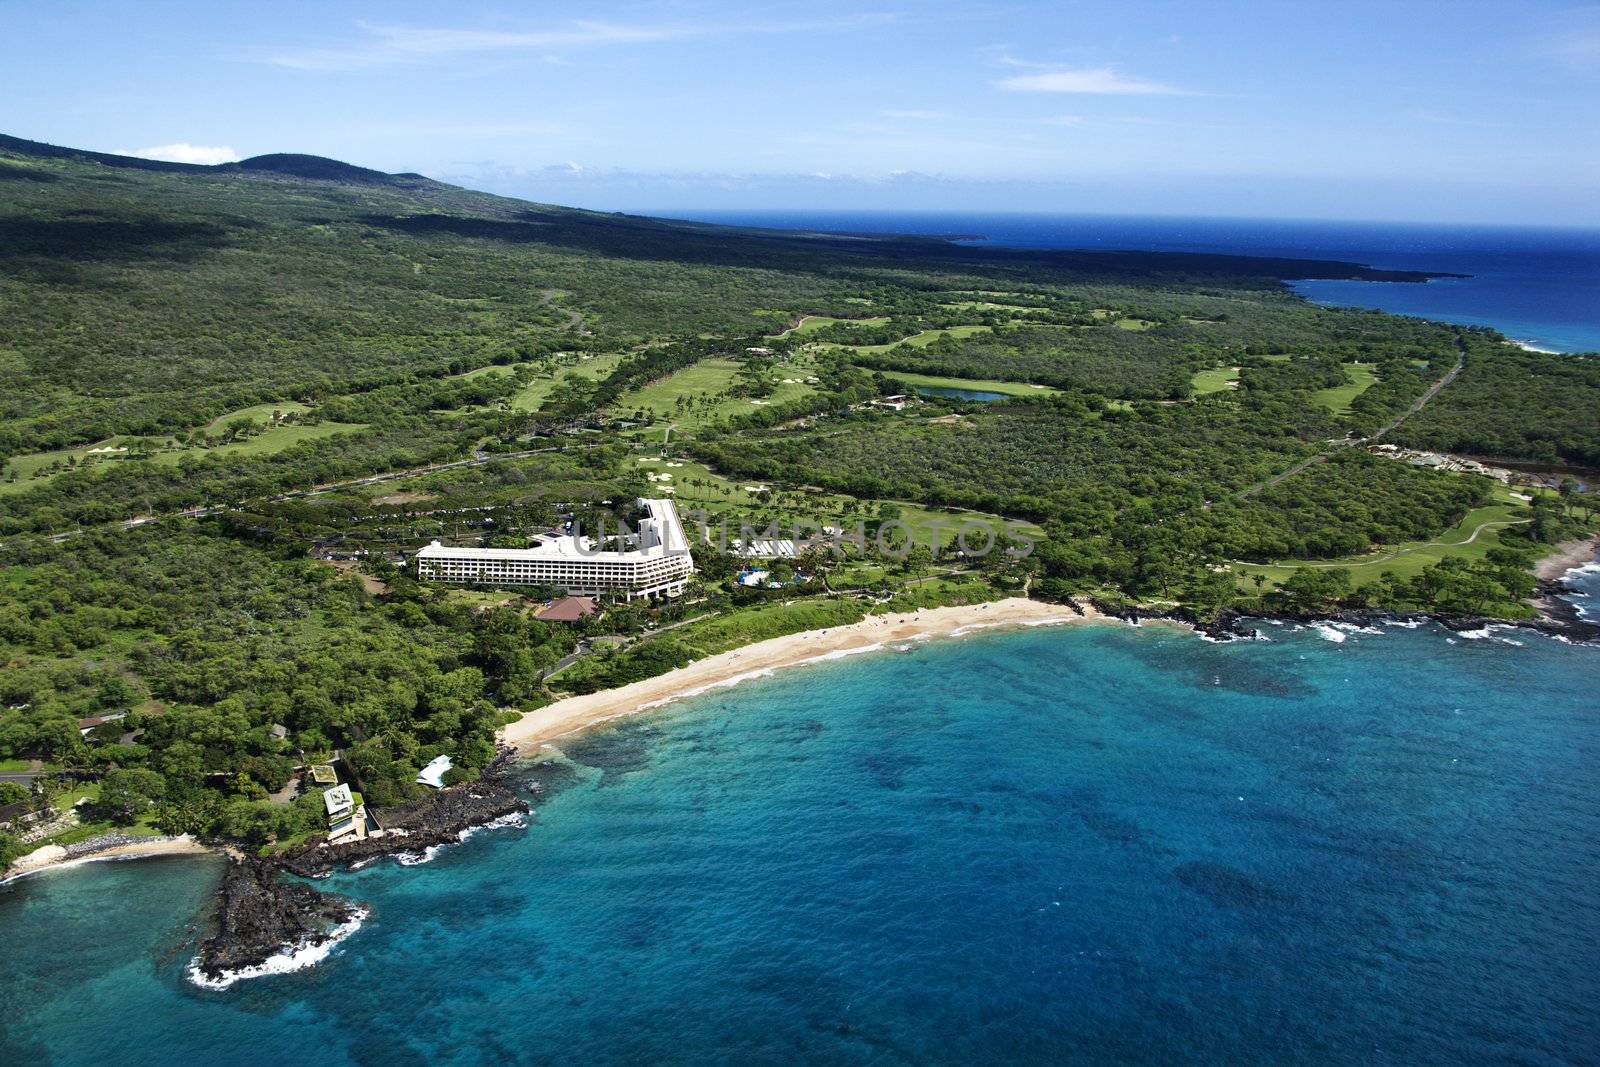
[191,749,530,982]
[167,566,1600,982]
[1087,588,1600,645]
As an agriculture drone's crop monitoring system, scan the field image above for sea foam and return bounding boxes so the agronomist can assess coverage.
[185,908,369,991]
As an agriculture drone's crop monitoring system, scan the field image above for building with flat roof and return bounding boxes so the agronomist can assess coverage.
[323,783,366,843]
[415,498,693,600]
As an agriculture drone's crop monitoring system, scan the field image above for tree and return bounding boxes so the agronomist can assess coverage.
[1278,567,1352,612]
[0,830,27,870]
[99,767,168,824]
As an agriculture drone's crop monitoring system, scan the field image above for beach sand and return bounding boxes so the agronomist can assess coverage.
[3,835,213,883]
[502,597,1100,751]
[1536,534,1600,581]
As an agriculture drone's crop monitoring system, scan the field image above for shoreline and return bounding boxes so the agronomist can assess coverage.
[1535,534,1600,581]
[2,834,214,885]
[501,598,1099,751]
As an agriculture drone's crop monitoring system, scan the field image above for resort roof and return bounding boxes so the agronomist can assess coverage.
[308,764,338,785]
[535,595,600,622]
[417,498,689,564]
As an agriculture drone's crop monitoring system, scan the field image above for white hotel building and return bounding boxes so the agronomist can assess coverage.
[415,497,694,600]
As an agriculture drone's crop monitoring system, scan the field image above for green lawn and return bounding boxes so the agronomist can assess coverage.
[209,420,366,456]
[874,370,1061,398]
[510,351,629,411]
[939,301,1037,313]
[1233,486,1531,587]
[778,314,890,336]
[814,323,992,355]
[1190,366,1241,396]
[2,416,365,495]
[658,459,1045,551]
[446,364,519,382]
[1311,362,1379,414]
[616,356,818,428]
[204,401,311,433]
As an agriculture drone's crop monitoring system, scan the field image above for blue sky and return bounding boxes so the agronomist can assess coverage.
[5,1,1598,223]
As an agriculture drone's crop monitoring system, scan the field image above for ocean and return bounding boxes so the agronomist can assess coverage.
[4,618,1598,1065]
[681,211,1600,354]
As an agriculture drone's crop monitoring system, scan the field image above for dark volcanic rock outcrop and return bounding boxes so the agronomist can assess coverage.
[195,856,360,980]
[195,750,530,982]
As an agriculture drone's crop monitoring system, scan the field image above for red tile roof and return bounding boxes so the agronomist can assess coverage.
[535,595,600,622]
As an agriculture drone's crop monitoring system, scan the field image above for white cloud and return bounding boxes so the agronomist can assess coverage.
[262,14,896,71]
[996,66,1193,95]
[114,143,240,165]
[1039,115,1087,127]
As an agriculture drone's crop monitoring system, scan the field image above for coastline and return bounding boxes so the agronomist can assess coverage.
[1535,534,1600,581]
[501,598,1099,751]
[2,834,213,885]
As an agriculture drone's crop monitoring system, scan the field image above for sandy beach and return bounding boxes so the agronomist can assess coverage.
[1535,534,1600,581]
[502,598,1100,751]
[2,835,213,884]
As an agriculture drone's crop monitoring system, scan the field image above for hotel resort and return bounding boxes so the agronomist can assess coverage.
[415,497,694,600]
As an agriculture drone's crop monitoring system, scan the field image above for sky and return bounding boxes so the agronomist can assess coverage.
[4,0,1598,224]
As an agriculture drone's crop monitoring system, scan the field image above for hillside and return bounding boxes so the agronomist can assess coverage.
[0,135,1594,861]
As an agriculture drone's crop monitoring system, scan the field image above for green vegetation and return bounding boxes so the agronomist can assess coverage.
[876,371,1062,398]
[1189,366,1240,396]
[1390,337,1600,466]
[1310,361,1379,413]
[0,133,1595,859]
[1235,485,1533,586]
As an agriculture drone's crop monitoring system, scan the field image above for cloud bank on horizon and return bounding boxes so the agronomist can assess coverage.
[5,0,1596,224]
[114,143,241,166]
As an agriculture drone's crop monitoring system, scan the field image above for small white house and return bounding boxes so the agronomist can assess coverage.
[323,784,363,842]
[416,754,453,789]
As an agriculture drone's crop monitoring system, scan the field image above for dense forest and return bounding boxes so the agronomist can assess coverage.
[1,133,1595,860]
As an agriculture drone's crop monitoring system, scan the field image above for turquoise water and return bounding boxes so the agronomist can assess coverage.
[4,621,1599,1065]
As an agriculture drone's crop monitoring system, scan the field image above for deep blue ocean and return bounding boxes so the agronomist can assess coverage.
[682,211,1600,354]
[4,615,1599,1066]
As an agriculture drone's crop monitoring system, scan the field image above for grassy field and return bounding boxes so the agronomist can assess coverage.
[1311,362,1379,414]
[874,370,1062,398]
[510,351,629,411]
[210,420,365,456]
[653,458,1045,550]
[1190,366,1241,396]
[446,364,520,382]
[2,416,365,495]
[1233,485,1532,587]
[939,301,1038,313]
[203,401,311,432]
[616,356,818,428]
[814,323,993,355]
[779,314,890,336]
